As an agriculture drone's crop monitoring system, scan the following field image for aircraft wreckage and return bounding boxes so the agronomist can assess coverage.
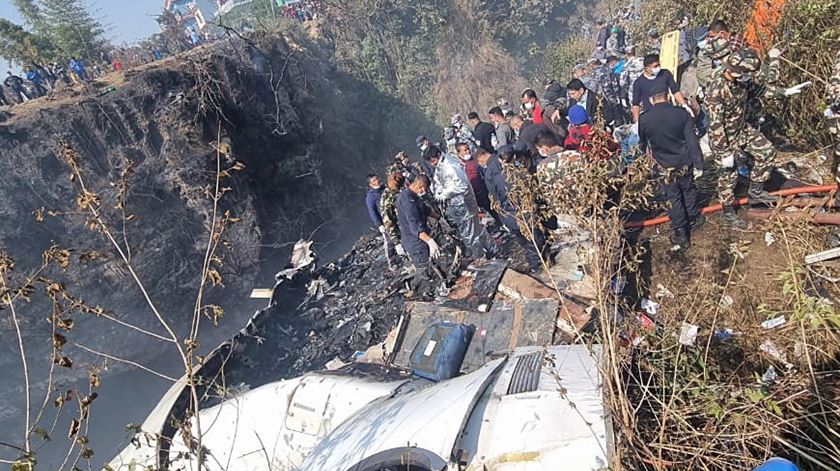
[108,237,612,470]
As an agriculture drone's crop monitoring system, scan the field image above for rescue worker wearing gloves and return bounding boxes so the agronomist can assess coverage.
[396,175,441,299]
[476,146,545,273]
[638,84,705,250]
[706,47,782,228]
[425,145,494,259]
[365,174,401,269]
[380,172,408,265]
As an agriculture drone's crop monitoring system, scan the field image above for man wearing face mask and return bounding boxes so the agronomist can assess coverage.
[397,175,441,299]
[456,142,500,227]
[706,47,781,228]
[631,54,685,123]
[489,106,515,148]
[521,89,544,124]
[416,135,436,177]
[426,145,494,259]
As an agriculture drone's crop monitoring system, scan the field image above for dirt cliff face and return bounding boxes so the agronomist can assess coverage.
[0,29,433,457]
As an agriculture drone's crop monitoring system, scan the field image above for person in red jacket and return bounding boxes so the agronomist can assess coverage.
[564,105,619,158]
[112,58,123,72]
[455,142,502,227]
[521,88,543,124]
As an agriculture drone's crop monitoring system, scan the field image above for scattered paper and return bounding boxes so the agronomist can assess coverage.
[761,366,777,384]
[764,232,776,246]
[759,340,793,369]
[719,294,734,309]
[761,315,786,330]
[679,322,699,346]
[325,357,347,370]
[640,298,659,316]
[655,283,675,299]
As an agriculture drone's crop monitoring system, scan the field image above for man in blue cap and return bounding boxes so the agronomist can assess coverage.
[638,83,704,250]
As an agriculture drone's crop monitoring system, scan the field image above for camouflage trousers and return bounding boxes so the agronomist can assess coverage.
[716,125,776,206]
[829,117,840,184]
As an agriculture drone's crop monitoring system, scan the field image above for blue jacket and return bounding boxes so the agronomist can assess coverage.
[483,155,515,213]
[396,189,430,263]
[26,70,41,83]
[365,187,384,227]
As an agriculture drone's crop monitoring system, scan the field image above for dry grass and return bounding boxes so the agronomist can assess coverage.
[503,122,840,469]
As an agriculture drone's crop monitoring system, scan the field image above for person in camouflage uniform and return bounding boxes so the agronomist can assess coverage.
[706,47,782,228]
[826,51,840,184]
[620,45,644,105]
[379,172,406,265]
[592,58,626,126]
[388,151,423,182]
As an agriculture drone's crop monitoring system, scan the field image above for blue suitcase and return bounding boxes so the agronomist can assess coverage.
[409,322,473,382]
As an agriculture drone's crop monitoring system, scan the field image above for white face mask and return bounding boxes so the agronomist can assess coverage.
[524,102,534,110]
[417,190,427,197]
[462,154,472,161]
[649,66,661,77]
[420,143,429,151]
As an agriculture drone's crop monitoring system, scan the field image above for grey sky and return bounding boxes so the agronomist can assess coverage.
[1,0,164,74]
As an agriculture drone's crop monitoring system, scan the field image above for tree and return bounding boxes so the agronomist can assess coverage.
[11,0,49,34]
[38,0,107,61]
[0,18,54,66]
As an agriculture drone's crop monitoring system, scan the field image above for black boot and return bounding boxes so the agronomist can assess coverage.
[690,214,706,231]
[721,206,748,229]
[748,182,779,205]
[670,228,690,250]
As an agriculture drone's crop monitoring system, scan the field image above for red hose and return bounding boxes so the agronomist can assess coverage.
[624,185,839,229]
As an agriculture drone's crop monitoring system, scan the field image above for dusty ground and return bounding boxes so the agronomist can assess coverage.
[618,202,840,469]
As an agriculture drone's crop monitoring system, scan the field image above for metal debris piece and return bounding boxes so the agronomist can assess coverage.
[805,247,840,265]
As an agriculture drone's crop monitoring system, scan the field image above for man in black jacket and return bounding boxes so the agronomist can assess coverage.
[566,78,615,128]
[476,146,545,273]
[397,176,442,298]
[468,111,496,152]
[510,115,549,160]
[639,85,705,249]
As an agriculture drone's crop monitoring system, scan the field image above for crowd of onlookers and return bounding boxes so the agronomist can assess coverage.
[281,0,321,22]
[363,6,826,297]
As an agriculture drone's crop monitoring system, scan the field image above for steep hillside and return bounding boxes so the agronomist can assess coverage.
[0,28,433,467]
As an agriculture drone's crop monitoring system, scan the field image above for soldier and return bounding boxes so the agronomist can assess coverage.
[621,45,644,105]
[706,47,782,228]
[379,172,407,268]
[365,174,400,269]
[387,151,423,183]
[826,51,840,188]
